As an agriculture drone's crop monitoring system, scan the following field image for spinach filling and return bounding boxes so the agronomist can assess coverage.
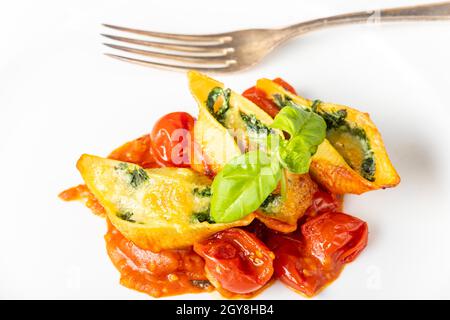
[272,93,294,109]
[114,162,149,188]
[319,108,376,182]
[260,193,282,215]
[193,186,211,198]
[316,106,347,128]
[240,112,273,135]
[191,210,215,224]
[206,87,277,154]
[116,211,136,223]
[206,87,231,125]
[191,186,214,223]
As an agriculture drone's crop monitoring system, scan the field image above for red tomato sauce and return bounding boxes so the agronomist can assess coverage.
[105,221,212,297]
[58,184,105,217]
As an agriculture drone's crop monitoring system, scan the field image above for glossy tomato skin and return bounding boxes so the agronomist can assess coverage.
[193,228,274,295]
[108,134,159,169]
[302,212,368,265]
[266,212,368,297]
[305,190,342,218]
[242,87,280,118]
[242,77,297,118]
[150,112,195,167]
[265,233,321,296]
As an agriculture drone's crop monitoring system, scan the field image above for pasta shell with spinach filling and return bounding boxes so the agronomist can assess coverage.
[188,72,241,175]
[188,71,316,232]
[255,78,400,194]
[188,70,275,174]
[255,171,318,233]
[77,154,254,252]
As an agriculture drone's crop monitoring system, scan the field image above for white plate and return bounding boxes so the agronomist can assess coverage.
[1,0,450,299]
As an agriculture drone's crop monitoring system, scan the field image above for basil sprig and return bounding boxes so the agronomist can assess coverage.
[210,151,281,223]
[272,106,326,173]
[210,105,326,223]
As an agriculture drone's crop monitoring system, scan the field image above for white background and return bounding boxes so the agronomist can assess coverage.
[1,0,450,299]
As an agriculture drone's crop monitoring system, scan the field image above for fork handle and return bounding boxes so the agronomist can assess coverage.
[281,2,450,36]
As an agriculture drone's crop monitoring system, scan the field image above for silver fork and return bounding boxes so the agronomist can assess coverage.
[102,2,450,73]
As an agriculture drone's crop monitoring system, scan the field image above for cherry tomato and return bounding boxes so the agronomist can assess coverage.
[108,134,159,169]
[273,77,297,94]
[242,78,297,118]
[242,87,280,118]
[150,112,195,167]
[193,228,274,295]
[265,232,321,296]
[302,212,368,265]
[305,190,342,218]
[266,212,368,297]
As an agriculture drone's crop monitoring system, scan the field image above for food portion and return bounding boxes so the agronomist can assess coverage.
[60,72,399,298]
[77,154,254,252]
[246,78,400,194]
[189,71,275,174]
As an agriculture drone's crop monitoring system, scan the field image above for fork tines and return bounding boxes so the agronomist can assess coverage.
[101,24,236,72]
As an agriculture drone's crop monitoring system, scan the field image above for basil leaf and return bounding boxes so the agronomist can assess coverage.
[270,106,303,137]
[210,151,281,223]
[271,106,326,148]
[270,105,326,174]
[279,136,312,174]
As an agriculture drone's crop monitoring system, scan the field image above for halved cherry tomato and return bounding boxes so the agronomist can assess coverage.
[193,228,274,295]
[266,212,368,297]
[150,112,195,167]
[242,77,297,118]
